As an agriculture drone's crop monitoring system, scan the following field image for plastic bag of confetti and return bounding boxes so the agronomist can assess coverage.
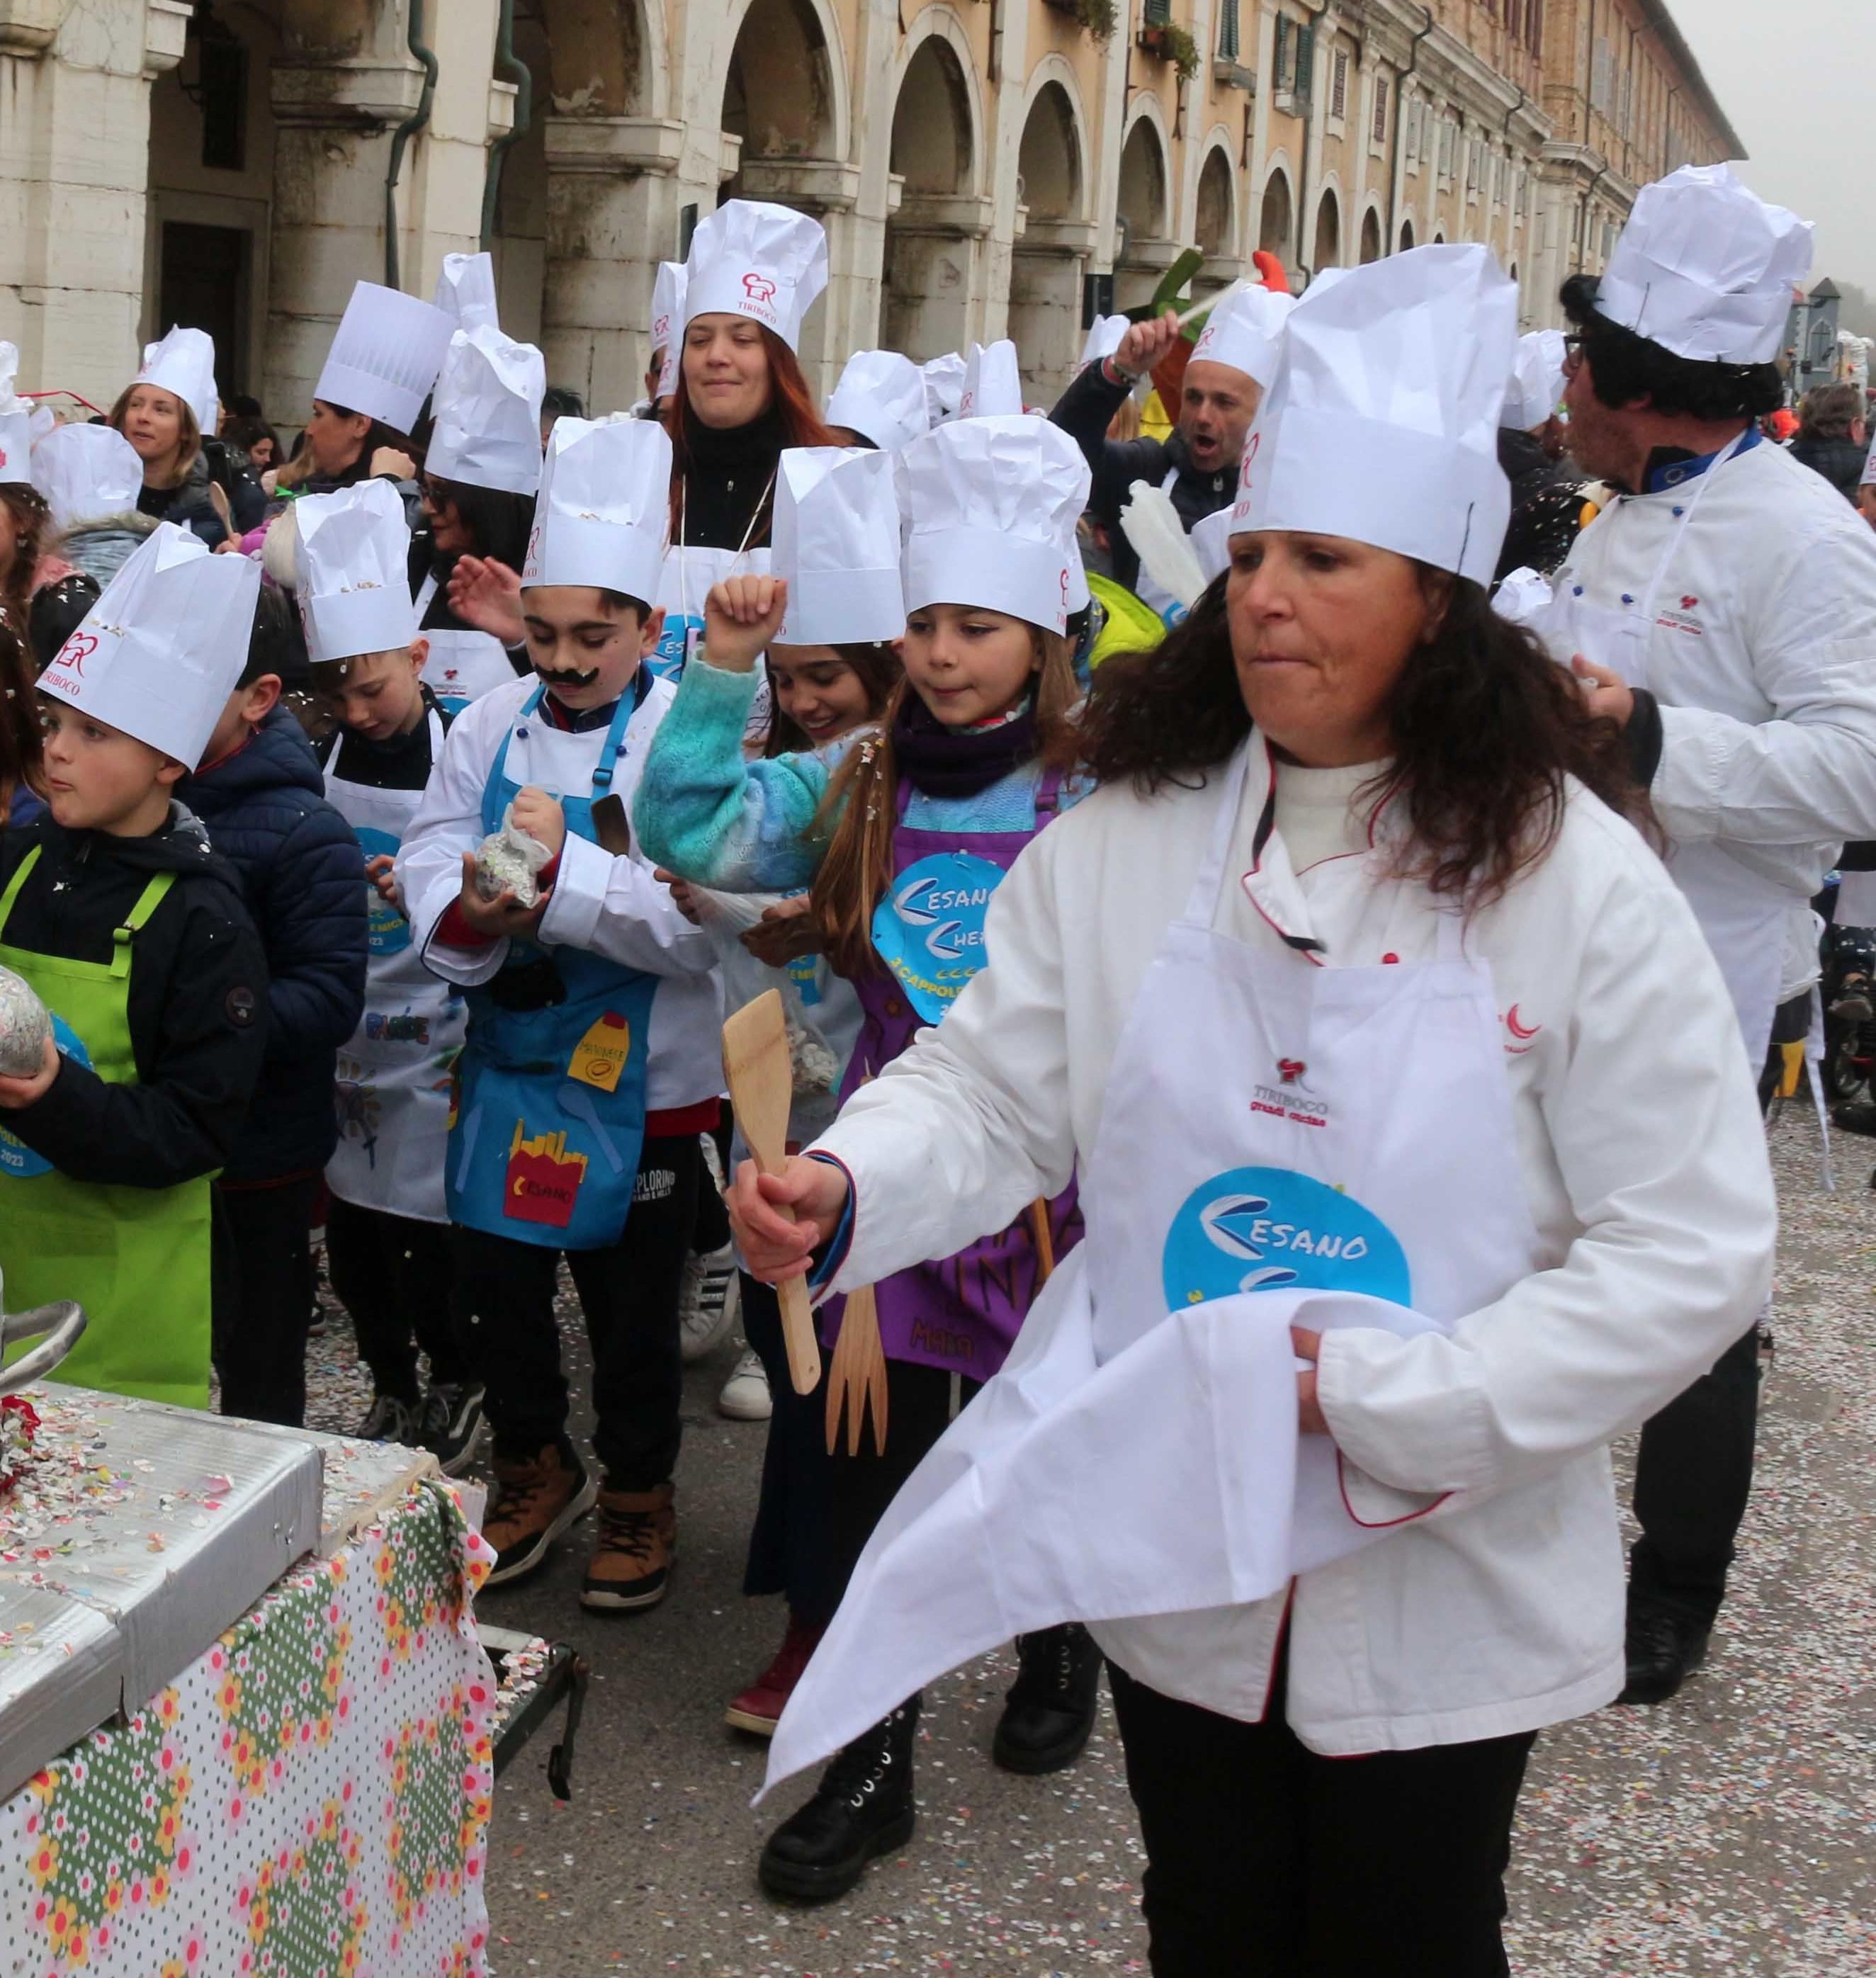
[473,802,555,907]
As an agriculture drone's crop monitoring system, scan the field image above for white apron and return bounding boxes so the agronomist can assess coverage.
[764,744,1545,1796]
[323,710,468,1223]
[414,571,519,717]
[652,543,773,684]
[1544,438,1786,1068]
[1131,465,1186,622]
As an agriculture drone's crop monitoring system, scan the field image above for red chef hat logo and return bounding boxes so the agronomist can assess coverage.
[742,273,778,305]
[1680,595,1699,611]
[1277,1057,1306,1085]
[50,630,97,677]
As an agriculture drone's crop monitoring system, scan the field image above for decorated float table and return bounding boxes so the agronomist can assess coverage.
[0,1384,499,1977]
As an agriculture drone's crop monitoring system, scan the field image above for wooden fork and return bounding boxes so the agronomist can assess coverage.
[825,1280,888,1457]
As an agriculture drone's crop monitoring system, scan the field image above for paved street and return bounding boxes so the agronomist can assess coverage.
[308,1104,1876,1974]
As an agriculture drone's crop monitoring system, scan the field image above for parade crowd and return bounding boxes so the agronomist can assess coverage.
[2,158,1875,1974]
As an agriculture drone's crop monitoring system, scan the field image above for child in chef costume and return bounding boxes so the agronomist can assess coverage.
[292,479,481,1471]
[635,415,1102,1904]
[395,415,722,1614]
[0,524,266,1406]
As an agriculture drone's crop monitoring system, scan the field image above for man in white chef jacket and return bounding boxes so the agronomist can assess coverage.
[1552,164,1876,1705]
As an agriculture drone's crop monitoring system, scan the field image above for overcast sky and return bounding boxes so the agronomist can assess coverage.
[1676,0,1872,294]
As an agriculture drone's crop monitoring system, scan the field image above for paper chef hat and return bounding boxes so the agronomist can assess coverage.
[1189,286,1295,390]
[1596,164,1813,366]
[523,415,672,604]
[433,252,500,334]
[135,325,220,436]
[0,343,30,485]
[1229,244,1517,589]
[899,415,1091,636]
[425,326,546,496]
[771,448,905,647]
[30,422,145,529]
[1190,505,1235,588]
[825,349,928,453]
[39,521,260,767]
[921,353,966,427]
[683,200,828,352]
[1503,329,1566,432]
[650,261,688,397]
[316,281,456,434]
[959,341,1024,419]
[1079,315,1131,371]
[293,480,420,664]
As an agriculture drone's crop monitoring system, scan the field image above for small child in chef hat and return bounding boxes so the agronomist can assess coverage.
[0,524,268,1408]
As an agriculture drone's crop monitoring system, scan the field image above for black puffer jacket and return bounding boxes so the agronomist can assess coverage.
[1049,360,1234,592]
[0,805,268,1187]
[137,453,231,549]
[1788,432,1865,502]
[176,706,366,1184]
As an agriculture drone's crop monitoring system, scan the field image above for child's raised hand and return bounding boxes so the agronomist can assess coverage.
[703,575,789,674]
[510,786,566,859]
[0,1036,60,1111]
[448,555,526,645]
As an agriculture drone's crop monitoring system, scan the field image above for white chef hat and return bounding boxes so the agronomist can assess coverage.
[1079,315,1131,370]
[1229,243,1517,589]
[959,341,1024,419]
[1190,504,1235,588]
[0,343,30,486]
[293,479,420,664]
[682,200,829,352]
[134,325,219,437]
[771,448,905,648]
[1863,430,1876,490]
[38,521,259,767]
[899,414,1091,636]
[315,281,456,434]
[425,325,546,497]
[433,251,499,334]
[650,260,687,400]
[523,415,672,605]
[1189,287,1294,389]
[30,422,145,529]
[1595,164,1813,366]
[1503,329,1566,431]
[921,353,966,426]
[825,349,928,453]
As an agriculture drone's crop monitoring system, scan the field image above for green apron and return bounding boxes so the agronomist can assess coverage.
[0,846,213,1408]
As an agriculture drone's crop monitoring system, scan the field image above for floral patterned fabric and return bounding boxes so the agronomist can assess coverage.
[0,1480,496,1977]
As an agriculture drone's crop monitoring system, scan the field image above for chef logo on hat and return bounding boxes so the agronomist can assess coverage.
[742,273,779,305]
[50,630,98,677]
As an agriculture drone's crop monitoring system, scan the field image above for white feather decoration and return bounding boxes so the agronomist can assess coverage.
[1119,479,1207,614]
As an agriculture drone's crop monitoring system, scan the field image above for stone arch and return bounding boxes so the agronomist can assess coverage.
[1010,68,1093,400]
[1312,186,1341,272]
[537,0,662,118]
[1114,99,1173,307]
[1194,141,1237,266]
[723,0,847,177]
[1399,217,1416,252]
[881,16,985,361]
[1359,203,1382,264]
[1258,162,1294,261]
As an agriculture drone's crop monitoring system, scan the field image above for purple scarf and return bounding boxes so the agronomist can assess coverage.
[892,693,1039,801]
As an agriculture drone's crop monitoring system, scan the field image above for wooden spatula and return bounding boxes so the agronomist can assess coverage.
[723,989,823,1395]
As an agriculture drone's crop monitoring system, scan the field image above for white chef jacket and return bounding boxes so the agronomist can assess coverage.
[813,754,1775,1752]
[396,672,723,1112]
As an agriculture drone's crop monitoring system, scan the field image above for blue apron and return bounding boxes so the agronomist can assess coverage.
[444,680,660,1250]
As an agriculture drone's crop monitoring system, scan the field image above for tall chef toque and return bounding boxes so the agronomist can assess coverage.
[1229,243,1518,588]
[40,523,260,767]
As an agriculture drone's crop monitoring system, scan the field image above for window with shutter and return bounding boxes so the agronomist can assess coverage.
[1372,75,1389,145]
[1216,0,1240,61]
[1331,50,1348,120]
[1296,22,1315,101]
[1438,120,1453,178]
[1590,36,1612,112]
[1143,0,1172,23]
[1275,15,1291,89]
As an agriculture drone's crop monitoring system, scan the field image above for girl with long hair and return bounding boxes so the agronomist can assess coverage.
[636,416,1102,1906]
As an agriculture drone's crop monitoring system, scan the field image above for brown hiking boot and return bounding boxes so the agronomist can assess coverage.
[482,1443,597,1588]
[580,1481,676,1612]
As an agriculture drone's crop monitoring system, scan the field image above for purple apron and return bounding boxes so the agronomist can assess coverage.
[825,771,1083,1380]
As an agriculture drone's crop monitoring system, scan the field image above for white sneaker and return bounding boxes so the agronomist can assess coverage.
[679,1243,741,1361]
[718,1348,772,1421]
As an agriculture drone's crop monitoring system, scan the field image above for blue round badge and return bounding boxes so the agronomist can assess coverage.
[1161,1166,1411,1311]
[871,852,1008,1024]
[0,1013,93,1180]
[354,825,412,956]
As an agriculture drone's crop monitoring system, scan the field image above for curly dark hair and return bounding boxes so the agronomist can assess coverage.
[1560,274,1785,421]
[1068,571,1656,910]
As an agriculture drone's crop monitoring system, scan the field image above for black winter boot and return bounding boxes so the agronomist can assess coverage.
[757,1695,920,1902]
[993,1622,1102,1775]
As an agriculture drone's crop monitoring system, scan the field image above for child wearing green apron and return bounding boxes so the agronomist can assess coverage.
[0,522,266,1406]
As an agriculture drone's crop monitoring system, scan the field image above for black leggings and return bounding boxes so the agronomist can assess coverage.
[213,1175,317,1428]
[1109,1658,1535,1977]
[324,1196,468,1401]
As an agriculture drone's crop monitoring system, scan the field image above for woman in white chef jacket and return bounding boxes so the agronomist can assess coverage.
[412,324,543,716]
[728,249,1778,1975]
